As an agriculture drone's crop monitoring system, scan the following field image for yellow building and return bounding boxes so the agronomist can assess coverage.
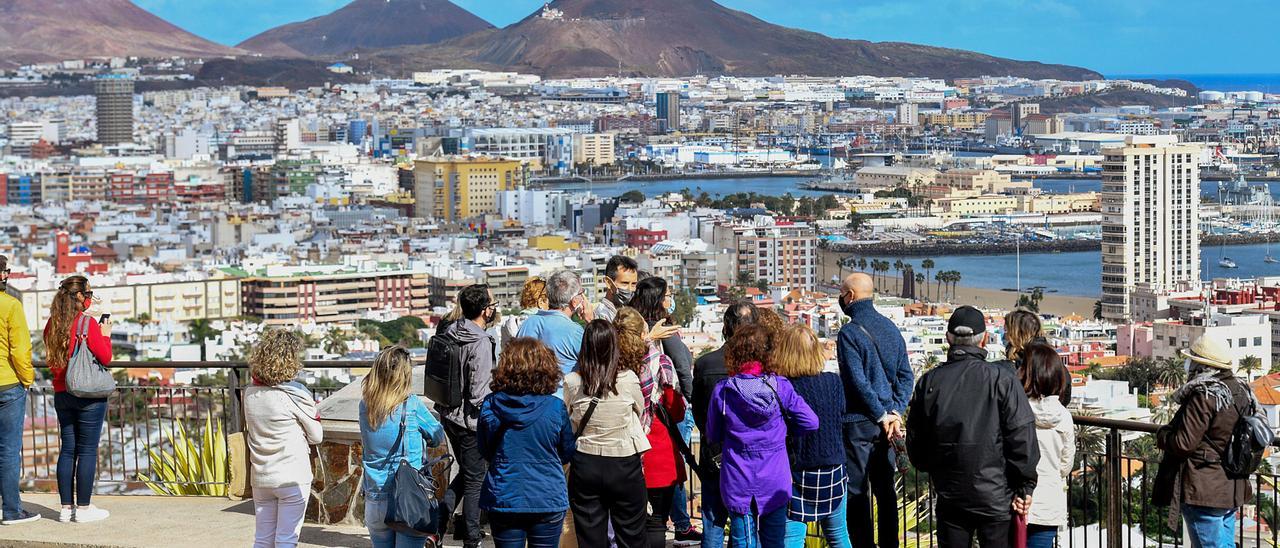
[921,112,989,130]
[528,235,580,251]
[1018,192,1100,214]
[573,134,616,167]
[933,194,1018,217]
[413,156,522,222]
[936,169,1031,194]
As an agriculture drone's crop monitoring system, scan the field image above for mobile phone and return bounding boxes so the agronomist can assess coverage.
[99,313,110,324]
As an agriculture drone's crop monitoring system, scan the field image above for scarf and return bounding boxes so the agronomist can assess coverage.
[637,341,675,430]
[1172,371,1233,412]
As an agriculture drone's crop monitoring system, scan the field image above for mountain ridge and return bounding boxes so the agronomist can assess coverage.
[237,0,494,57]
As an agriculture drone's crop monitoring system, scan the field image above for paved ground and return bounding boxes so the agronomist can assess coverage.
[0,493,373,548]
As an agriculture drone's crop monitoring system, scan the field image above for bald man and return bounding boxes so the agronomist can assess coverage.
[837,273,913,548]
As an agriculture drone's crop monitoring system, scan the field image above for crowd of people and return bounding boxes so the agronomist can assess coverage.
[0,255,1258,548]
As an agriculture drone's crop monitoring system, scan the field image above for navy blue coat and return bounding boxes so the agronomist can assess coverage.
[837,298,913,422]
[477,392,576,513]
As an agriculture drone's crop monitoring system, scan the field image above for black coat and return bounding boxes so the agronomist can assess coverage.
[906,345,1040,519]
[692,346,728,467]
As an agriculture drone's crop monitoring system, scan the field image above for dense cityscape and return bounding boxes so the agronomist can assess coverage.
[3,0,1280,547]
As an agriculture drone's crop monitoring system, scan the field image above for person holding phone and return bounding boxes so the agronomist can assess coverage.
[516,270,592,396]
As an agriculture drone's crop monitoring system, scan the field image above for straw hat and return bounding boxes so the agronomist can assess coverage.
[1179,336,1236,372]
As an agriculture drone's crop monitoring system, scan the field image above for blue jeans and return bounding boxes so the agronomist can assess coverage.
[728,505,787,548]
[1183,504,1237,548]
[490,511,565,548]
[365,497,429,548]
[701,464,727,548]
[0,386,26,520]
[53,392,107,507]
[784,494,851,548]
[1026,524,1057,548]
[670,409,694,531]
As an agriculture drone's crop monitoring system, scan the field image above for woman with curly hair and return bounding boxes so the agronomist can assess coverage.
[43,275,113,523]
[244,329,323,548]
[501,277,548,351]
[478,338,576,547]
[360,345,445,548]
[707,323,818,547]
[614,306,687,547]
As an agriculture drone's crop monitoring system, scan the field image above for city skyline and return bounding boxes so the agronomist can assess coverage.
[131,0,1280,75]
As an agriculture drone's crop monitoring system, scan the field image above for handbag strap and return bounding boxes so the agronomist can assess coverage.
[652,396,704,481]
[575,398,600,438]
[386,401,410,468]
[70,315,89,359]
[762,375,793,423]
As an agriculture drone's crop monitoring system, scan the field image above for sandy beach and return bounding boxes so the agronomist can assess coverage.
[817,249,1099,318]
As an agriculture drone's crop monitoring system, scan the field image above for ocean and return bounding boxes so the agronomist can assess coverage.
[1108,73,1280,93]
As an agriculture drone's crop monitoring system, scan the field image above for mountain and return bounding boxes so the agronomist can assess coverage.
[0,0,238,68]
[238,0,494,57]
[369,0,1100,80]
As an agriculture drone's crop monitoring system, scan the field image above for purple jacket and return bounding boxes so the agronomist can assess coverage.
[707,374,819,515]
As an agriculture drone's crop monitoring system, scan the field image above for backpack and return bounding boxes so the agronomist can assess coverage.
[1212,386,1274,480]
[423,331,466,408]
[65,315,117,399]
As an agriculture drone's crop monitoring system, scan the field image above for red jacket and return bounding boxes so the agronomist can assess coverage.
[44,313,112,393]
[642,385,687,489]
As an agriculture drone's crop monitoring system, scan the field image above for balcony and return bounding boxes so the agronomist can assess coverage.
[7,361,1279,548]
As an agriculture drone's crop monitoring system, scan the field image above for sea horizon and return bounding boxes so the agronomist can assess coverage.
[1108,72,1280,93]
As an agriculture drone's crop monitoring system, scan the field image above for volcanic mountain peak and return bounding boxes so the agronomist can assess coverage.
[0,0,238,67]
[237,0,494,57]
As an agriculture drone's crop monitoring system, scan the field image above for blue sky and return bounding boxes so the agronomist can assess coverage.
[133,0,1279,75]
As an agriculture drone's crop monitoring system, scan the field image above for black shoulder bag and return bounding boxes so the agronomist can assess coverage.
[653,396,706,481]
[576,398,600,438]
[384,402,452,536]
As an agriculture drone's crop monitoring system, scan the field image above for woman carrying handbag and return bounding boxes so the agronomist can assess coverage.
[361,346,447,548]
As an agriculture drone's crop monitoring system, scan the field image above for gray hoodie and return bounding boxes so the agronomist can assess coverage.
[437,318,496,431]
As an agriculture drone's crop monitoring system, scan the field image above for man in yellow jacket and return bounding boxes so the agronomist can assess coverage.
[0,256,37,525]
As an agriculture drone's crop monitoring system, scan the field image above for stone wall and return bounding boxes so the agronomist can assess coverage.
[307,439,452,526]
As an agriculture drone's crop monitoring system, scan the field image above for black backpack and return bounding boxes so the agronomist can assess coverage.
[424,332,466,408]
[1212,383,1274,480]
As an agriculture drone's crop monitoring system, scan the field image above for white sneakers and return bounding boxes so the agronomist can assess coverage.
[59,505,109,523]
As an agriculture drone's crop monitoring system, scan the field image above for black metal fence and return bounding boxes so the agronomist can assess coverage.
[20,362,1280,547]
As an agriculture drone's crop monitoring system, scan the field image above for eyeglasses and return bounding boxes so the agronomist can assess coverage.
[83,291,94,298]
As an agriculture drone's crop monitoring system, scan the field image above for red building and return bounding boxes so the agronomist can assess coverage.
[624,227,667,250]
[55,231,108,275]
[110,170,175,205]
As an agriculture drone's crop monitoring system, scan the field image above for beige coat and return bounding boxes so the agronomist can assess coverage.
[563,370,650,457]
[1028,397,1074,527]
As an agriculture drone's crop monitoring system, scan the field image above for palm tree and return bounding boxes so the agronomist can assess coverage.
[1093,300,1103,321]
[914,273,926,301]
[951,271,963,301]
[892,260,904,293]
[323,328,351,357]
[1155,357,1187,389]
[1241,355,1263,379]
[921,259,935,301]
[857,257,867,272]
[187,319,222,361]
[935,271,946,302]
[923,353,940,370]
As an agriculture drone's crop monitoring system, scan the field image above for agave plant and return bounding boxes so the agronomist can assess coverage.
[138,416,228,496]
[804,493,931,547]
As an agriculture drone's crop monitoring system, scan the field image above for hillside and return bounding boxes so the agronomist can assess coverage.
[0,0,238,68]
[237,0,493,57]
[367,0,1101,80]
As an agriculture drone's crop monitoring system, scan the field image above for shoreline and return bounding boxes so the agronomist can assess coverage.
[824,232,1275,258]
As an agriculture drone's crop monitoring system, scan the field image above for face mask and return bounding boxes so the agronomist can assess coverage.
[613,288,635,306]
[83,297,93,310]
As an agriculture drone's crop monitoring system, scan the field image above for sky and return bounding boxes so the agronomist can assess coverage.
[132,0,1280,75]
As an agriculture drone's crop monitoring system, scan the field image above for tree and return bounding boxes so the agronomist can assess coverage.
[187,319,222,361]
[323,328,351,357]
[857,257,867,272]
[920,259,935,301]
[620,190,645,203]
[935,271,946,302]
[673,289,697,327]
[914,273,925,301]
[892,260,904,293]
[847,211,866,230]
[1093,300,1103,321]
[1241,355,1263,378]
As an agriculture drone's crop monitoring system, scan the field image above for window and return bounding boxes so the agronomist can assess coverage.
[1256,337,1264,347]
[1240,338,1248,348]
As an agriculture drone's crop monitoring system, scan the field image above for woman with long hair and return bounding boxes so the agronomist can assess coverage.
[43,275,112,523]
[1019,343,1075,548]
[244,329,323,548]
[707,324,818,547]
[1004,309,1071,406]
[774,325,850,548]
[360,346,446,548]
[564,320,649,547]
[478,338,576,547]
[615,306,687,548]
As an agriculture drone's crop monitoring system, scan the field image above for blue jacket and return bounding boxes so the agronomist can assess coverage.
[837,298,913,422]
[477,391,576,513]
[359,396,445,498]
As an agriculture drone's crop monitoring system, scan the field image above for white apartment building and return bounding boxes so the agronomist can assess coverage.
[462,128,575,174]
[572,133,615,167]
[1100,135,1201,322]
[1151,313,1272,377]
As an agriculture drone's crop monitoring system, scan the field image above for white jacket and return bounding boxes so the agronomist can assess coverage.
[244,383,323,489]
[1028,397,1075,527]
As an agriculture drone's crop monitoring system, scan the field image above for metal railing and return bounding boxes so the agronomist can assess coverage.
[20,362,1280,547]
[20,361,346,495]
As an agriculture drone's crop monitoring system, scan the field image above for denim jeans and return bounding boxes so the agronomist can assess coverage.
[1183,504,1237,548]
[728,505,787,548]
[365,497,429,548]
[490,511,565,548]
[0,385,26,520]
[670,409,694,531]
[1026,524,1057,548]
[701,464,727,548]
[53,392,107,507]
[784,494,852,548]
